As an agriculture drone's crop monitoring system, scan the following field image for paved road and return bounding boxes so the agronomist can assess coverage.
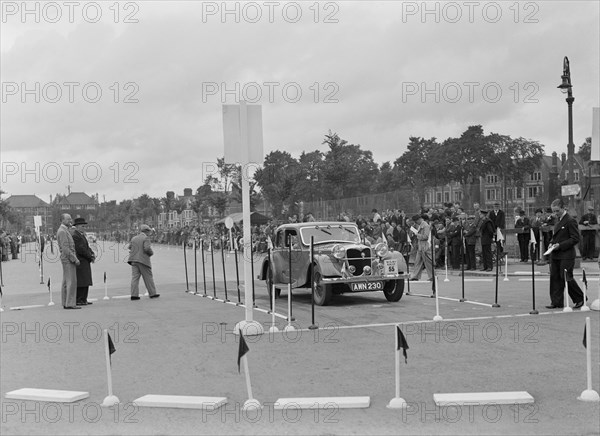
[1,242,599,435]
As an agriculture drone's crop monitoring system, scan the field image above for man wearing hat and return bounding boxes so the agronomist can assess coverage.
[56,214,80,309]
[479,209,495,271]
[464,215,478,270]
[579,206,597,260]
[70,217,96,306]
[127,224,160,300]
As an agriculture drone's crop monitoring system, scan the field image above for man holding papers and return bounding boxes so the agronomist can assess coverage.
[546,199,585,309]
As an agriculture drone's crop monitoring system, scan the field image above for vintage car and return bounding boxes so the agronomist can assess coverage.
[258,222,407,306]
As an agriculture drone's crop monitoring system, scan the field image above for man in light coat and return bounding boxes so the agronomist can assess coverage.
[128,224,160,300]
[57,214,80,309]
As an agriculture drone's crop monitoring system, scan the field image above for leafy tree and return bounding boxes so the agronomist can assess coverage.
[321,131,379,199]
[439,125,493,206]
[254,151,300,217]
[578,137,592,161]
[393,136,440,206]
[296,150,325,201]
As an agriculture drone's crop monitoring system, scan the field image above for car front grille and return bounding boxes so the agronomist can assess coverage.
[346,248,371,275]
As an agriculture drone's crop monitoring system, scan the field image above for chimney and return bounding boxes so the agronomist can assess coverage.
[184,188,192,197]
[561,152,567,165]
[552,152,558,169]
[49,194,53,204]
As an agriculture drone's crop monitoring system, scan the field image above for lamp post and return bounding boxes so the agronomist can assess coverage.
[558,56,575,185]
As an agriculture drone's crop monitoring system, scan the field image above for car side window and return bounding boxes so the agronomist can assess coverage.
[284,230,298,248]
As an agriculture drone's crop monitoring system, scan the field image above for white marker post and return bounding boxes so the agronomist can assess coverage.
[101,330,120,407]
[103,272,109,300]
[578,317,600,402]
[433,277,442,321]
[444,245,449,282]
[504,255,509,281]
[224,101,264,337]
[581,272,590,312]
[387,324,407,409]
[563,269,573,312]
[47,276,54,306]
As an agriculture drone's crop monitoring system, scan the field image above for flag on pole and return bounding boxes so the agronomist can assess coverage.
[583,324,587,349]
[0,285,3,298]
[233,236,239,251]
[108,332,116,364]
[529,228,536,247]
[47,277,50,292]
[104,272,107,283]
[396,326,409,364]
[496,228,505,247]
[267,236,274,250]
[237,330,250,373]
[582,269,588,288]
[40,235,45,253]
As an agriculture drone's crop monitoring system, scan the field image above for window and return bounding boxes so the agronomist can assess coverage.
[436,193,442,203]
[486,175,498,184]
[575,170,580,181]
[530,171,542,181]
[486,189,496,201]
[528,187,541,198]
[454,192,462,202]
[516,188,522,199]
[425,193,431,204]
[506,188,512,200]
[444,192,450,202]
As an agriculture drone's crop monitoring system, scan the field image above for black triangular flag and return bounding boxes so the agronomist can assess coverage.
[397,326,409,364]
[583,324,587,349]
[237,330,249,373]
[47,278,51,292]
[108,333,116,365]
[582,270,588,288]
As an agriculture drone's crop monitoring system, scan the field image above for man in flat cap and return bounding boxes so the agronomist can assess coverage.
[70,217,95,306]
[408,214,434,285]
[479,209,494,271]
[127,224,160,300]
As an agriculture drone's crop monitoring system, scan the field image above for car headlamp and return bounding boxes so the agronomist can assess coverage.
[332,244,345,259]
[374,242,388,257]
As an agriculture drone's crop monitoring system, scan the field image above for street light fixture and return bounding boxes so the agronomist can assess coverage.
[558,56,575,185]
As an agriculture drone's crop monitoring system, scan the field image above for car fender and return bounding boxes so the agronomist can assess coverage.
[313,254,342,276]
[374,251,407,274]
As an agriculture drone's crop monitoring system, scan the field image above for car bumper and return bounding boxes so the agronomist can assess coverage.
[321,273,404,284]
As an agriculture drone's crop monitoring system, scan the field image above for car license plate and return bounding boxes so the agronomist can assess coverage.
[351,281,383,291]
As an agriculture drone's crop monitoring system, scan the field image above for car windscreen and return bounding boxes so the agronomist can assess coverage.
[300,225,361,245]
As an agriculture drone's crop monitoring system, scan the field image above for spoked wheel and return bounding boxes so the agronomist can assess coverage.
[313,269,332,306]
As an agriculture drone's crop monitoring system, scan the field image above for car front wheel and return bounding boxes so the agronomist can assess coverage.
[383,279,404,302]
[313,268,332,306]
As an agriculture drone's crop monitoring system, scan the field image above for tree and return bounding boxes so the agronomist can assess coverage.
[254,151,300,217]
[394,136,440,206]
[439,125,493,207]
[321,131,379,199]
[578,137,592,161]
[295,150,325,201]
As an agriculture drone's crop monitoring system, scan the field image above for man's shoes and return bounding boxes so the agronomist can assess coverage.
[131,296,140,300]
[150,294,160,299]
[545,305,562,309]
[64,306,81,309]
[409,278,418,281]
[86,301,93,305]
[76,302,86,306]
[574,301,584,309]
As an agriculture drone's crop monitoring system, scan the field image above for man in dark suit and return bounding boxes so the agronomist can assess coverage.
[127,224,160,300]
[489,202,505,258]
[479,210,495,271]
[70,217,95,306]
[579,205,598,260]
[546,198,585,309]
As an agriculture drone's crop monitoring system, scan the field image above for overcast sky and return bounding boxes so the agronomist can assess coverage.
[1,1,599,204]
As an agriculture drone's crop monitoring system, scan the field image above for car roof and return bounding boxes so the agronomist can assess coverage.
[275,221,358,232]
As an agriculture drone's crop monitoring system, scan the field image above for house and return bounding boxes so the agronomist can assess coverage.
[5,194,52,232]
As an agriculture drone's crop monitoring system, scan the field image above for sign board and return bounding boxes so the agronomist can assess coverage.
[384,259,398,276]
[33,215,42,228]
[561,184,581,196]
[592,107,600,161]
[222,103,263,165]
[224,216,234,229]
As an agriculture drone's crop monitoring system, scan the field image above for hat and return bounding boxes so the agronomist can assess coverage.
[588,206,594,210]
[467,215,475,219]
[411,214,421,221]
[480,210,489,214]
[140,224,152,232]
[73,217,87,226]
[493,202,500,206]
[535,208,543,214]
[421,214,429,221]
